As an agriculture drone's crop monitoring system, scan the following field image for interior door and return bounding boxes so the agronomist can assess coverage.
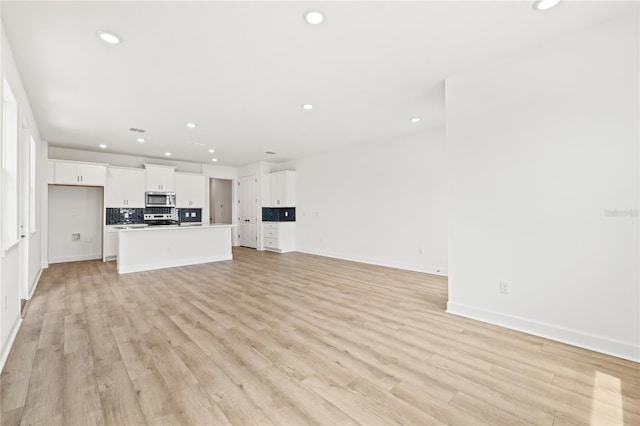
[18,122,30,306]
[238,175,257,248]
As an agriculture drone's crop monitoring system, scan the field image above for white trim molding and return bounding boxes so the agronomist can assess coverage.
[0,317,22,372]
[297,247,448,277]
[447,302,640,363]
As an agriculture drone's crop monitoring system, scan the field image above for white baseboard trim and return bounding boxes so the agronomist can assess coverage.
[28,268,43,299]
[447,301,640,363]
[0,316,23,372]
[296,247,448,276]
[49,253,102,264]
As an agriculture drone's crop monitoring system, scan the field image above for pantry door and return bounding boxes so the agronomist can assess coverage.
[237,175,257,248]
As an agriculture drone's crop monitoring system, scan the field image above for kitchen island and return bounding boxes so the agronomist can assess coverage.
[117,223,235,274]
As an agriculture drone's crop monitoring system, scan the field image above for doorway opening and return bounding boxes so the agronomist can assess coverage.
[209,178,233,224]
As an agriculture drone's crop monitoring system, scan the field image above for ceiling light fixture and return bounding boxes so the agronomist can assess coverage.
[304,11,324,25]
[98,31,121,44]
[186,123,197,128]
[98,144,107,148]
[410,117,421,123]
[164,152,172,156]
[532,0,561,11]
[211,158,218,162]
[208,149,215,153]
[137,138,145,143]
[302,104,313,110]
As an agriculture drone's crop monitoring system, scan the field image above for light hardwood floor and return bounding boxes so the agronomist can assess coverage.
[1,247,638,426]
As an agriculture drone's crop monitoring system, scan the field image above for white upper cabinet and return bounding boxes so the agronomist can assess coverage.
[269,170,296,207]
[106,167,146,208]
[50,160,107,186]
[145,164,176,192]
[175,173,205,208]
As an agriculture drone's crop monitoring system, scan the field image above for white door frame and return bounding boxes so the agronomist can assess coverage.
[238,175,257,248]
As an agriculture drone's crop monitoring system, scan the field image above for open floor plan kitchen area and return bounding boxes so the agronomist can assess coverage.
[1,1,638,425]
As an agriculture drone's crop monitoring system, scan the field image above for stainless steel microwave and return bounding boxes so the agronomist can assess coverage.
[145,192,176,207]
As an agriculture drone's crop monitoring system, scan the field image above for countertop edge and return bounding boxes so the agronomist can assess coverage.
[118,224,236,232]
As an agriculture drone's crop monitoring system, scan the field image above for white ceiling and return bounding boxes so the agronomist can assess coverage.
[2,1,636,166]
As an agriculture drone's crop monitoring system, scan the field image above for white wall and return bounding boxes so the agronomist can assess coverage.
[1,25,45,370]
[446,14,639,361]
[49,146,203,173]
[48,186,104,263]
[291,128,448,275]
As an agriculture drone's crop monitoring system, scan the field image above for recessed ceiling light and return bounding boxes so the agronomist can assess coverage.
[164,152,171,156]
[186,123,197,128]
[98,144,107,148]
[137,138,145,143]
[211,158,218,162]
[304,11,324,25]
[302,104,313,110]
[98,31,121,44]
[532,0,561,10]
[410,117,421,123]
[208,149,215,153]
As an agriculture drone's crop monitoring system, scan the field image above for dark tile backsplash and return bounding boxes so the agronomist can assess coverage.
[178,208,202,223]
[106,208,143,225]
[262,207,296,222]
[108,207,292,224]
[106,207,176,225]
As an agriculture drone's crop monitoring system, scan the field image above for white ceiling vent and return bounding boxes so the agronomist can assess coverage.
[129,127,146,133]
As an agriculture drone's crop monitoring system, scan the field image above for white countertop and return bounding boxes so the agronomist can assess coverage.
[117,223,236,232]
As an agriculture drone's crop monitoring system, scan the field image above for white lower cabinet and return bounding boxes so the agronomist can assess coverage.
[104,226,119,260]
[263,222,295,253]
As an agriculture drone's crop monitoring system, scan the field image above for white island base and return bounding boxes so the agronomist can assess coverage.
[117,224,235,274]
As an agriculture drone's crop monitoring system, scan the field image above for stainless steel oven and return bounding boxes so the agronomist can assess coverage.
[143,213,178,226]
[145,192,176,208]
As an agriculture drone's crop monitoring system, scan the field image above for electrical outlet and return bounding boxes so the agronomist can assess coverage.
[500,281,510,295]
[72,233,81,241]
